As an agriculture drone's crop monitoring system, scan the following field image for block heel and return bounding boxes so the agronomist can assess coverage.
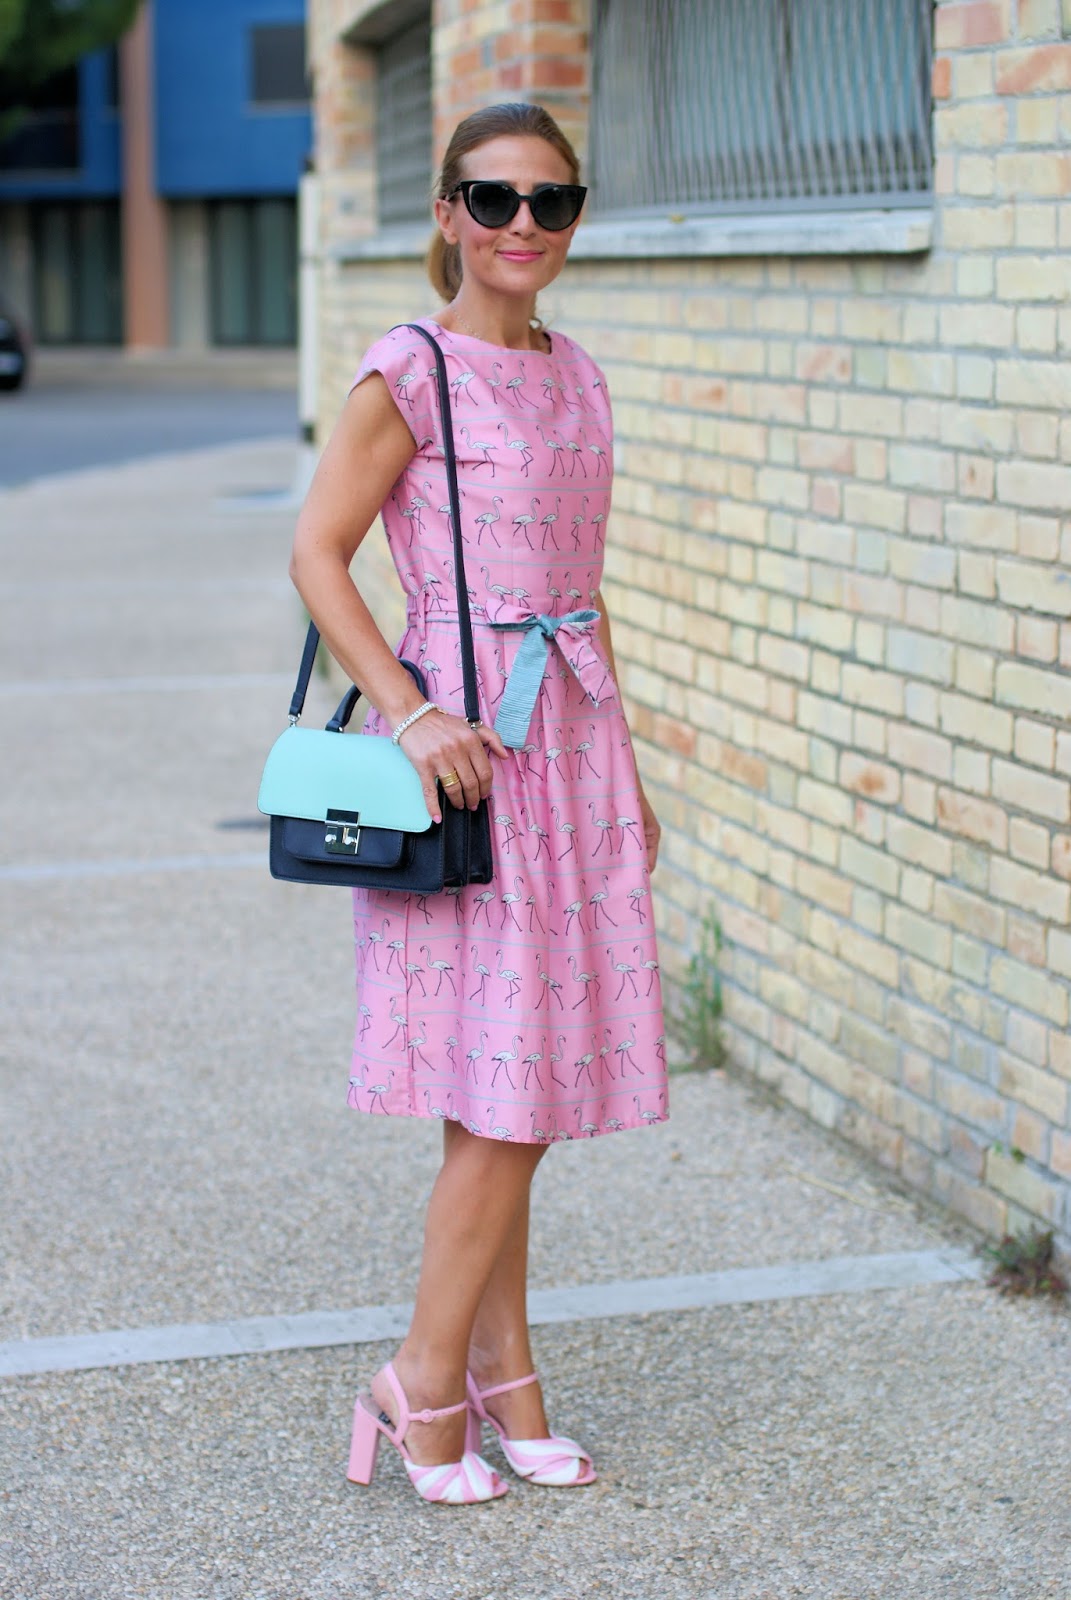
[346,1398,382,1484]
[346,1362,508,1505]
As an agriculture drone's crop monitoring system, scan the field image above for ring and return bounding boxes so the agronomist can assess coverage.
[439,770,460,787]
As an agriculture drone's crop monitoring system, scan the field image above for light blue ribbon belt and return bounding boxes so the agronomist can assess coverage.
[488,608,604,748]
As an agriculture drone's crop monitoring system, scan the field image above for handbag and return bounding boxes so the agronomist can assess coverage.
[257,322,493,892]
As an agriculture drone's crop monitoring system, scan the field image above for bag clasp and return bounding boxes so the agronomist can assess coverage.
[325,808,362,855]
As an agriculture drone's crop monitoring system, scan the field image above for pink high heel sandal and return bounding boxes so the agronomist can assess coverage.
[347,1361,508,1504]
[465,1371,597,1487]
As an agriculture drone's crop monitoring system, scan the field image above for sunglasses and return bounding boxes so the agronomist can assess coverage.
[448,180,587,232]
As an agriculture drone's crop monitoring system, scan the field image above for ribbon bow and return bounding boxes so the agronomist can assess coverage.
[489,608,603,748]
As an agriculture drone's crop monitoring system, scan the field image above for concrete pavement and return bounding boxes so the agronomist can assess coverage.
[0,347,298,487]
[1,438,1069,1600]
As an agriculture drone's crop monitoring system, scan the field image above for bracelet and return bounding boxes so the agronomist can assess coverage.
[391,700,440,744]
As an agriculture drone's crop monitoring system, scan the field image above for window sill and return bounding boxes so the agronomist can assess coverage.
[330,206,933,265]
[569,207,933,259]
[330,224,429,261]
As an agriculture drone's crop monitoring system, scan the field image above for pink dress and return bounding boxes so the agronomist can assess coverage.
[346,317,668,1142]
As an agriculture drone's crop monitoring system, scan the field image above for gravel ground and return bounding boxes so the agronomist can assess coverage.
[2,439,1069,1600]
[2,1290,1069,1600]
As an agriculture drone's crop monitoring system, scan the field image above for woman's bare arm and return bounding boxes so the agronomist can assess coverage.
[289,373,507,820]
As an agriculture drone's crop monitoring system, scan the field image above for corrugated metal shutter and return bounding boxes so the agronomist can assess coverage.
[376,14,433,228]
[591,0,933,216]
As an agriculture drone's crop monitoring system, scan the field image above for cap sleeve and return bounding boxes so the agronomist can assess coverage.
[350,325,439,443]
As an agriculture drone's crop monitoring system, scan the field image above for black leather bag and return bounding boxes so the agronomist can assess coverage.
[258,322,493,893]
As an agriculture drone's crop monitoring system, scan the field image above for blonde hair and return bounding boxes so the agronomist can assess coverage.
[427,103,582,302]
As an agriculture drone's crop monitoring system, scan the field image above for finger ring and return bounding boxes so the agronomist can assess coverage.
[439,770,460,787]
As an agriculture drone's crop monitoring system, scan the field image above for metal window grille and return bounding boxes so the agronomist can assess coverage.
[590,0,933,216]
[376,13,433,228]
[250,23,308,106]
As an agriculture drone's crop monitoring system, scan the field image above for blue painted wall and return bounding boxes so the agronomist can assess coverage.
[0,0,311,202]
[0,51,121,201]
[155,0,311,197]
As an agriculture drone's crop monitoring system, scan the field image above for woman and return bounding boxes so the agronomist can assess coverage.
[290,103,668,1505]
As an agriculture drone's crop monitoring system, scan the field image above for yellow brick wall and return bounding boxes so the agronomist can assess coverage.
[310,0,1071,1255]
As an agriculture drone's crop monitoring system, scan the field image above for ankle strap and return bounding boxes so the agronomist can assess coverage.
[474,1371,539,1402]
[382,1361,468,1427]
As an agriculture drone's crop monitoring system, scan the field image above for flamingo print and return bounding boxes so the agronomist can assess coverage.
[450,365,477,404]
[573,725,601,779]
[552,804,578,861]
[407,1023,434,1070]
[568,955,600,1011]
[344,326,667,1145]
[520,804,552,862]
[563,437,588,478]
[465,1031,487,1084]
[538,496,561,550]
[584,431,609,475]
[498,421,534,477]
[589,874,618,929]
[523,1039,546,1090]
[537,425,565,478]
[588,802,614,858]
[537,968,564,1010]
[487,1107,514,1140]
[420,944,456,996]
[366,1072,394,1114]
[490,1034,522,1090]
[394,353,417,409]
[511,495,540,545]
[629,885,649,923]
[505,359,537,408]
[474,495,503,547]
[612,955,640,1000]
[615,1026,639,1075]
[496,950,522,1007]
[460,425,497,475]
[500,875,525,931]
[469,945,491,1002]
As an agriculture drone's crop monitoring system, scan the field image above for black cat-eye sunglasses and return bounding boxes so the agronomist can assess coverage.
[447,180,587,232]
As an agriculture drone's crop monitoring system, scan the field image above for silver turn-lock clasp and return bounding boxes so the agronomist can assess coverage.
[325,808,362,855]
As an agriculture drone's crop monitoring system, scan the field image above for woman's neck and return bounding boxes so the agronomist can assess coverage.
[442,294,546,352]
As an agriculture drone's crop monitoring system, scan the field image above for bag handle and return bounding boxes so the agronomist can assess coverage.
[287,320,479,727]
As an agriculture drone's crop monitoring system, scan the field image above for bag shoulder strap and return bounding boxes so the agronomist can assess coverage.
[403,321,479,722]
[287,318,479,726]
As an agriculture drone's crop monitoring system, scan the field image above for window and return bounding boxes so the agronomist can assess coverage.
[590,0,932,216]
[0,67,80,172]
[31,202,122,344]
[209,198,298,346]
[250,23,308,105]
[102,47,120,113]
[375,12,432,228]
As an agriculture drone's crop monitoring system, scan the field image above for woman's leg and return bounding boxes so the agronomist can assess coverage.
[371,1121,545,1465]
[467,1186,551,1440]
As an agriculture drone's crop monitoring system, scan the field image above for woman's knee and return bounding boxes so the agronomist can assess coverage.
[445,1123,547,1182]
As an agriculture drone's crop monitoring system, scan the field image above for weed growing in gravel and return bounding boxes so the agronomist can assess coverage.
[668,903,725,1073]
[984,1226,1068,1300]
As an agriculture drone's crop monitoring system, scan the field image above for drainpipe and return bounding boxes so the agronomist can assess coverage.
[119,0,169,349]
[294,163,320,500]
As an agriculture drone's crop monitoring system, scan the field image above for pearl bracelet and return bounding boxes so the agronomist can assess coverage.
[391,699,440,745]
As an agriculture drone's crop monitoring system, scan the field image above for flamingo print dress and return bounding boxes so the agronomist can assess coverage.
[347,318,668,1143]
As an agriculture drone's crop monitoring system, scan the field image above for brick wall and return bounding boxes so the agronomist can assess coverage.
[309,0,1071,1256]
